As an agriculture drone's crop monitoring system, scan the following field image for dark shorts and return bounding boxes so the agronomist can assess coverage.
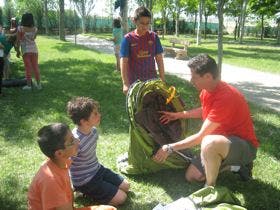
[191,136,257,175]
[74,165,124,204]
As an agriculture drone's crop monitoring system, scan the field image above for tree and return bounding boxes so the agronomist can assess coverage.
[276,12,280,44]
[72,0,96,33]
[203,0,216,39]
[153,0,170,38]
[196,0,204,45]
[174,0,188,37]
[249,0,278,40]
[239,0,248,43]
[224,0,242,40]
[217,0,225,75]
[43,0,49,34]
[59,0,65,40]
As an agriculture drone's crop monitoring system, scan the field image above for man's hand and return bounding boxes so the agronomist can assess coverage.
[159,111,179,124]
[152,145,170,163]
[123,84,129,95]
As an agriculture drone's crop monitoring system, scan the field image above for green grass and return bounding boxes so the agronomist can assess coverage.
[0,36,280,210]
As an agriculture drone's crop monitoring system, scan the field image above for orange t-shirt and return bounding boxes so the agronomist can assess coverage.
[28,159,73,210]
[200,81,259,148]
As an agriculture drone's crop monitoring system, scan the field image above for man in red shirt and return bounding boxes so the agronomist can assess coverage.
[153,54,259,187]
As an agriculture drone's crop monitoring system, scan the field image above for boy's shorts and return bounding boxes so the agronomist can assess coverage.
[191,136,257,175]
[74,165,124,204]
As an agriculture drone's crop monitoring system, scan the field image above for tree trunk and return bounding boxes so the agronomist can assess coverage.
[44,0,49,35]
[239,0,248,44]
[194,12,197,35]
[59,0,65,41]
[204,16,208,39]
[234,19,237,40]
[277,21,280,44]
[261,14,264,40]
[217,0,225,77]
[121,0,128,34]
[196,0,203,45]
[175,12,179,37]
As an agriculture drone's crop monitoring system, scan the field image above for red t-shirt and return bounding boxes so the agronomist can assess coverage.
[200,81,259,148]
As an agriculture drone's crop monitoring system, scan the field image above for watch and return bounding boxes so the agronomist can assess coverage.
[166,144,174,154]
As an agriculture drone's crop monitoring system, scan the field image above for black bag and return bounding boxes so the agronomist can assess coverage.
[2,78,28,87]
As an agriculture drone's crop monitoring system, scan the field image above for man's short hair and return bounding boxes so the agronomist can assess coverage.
[133,6,151,21]
[67,97,99,125]
[187,54,219,79]
[37,123,69,159]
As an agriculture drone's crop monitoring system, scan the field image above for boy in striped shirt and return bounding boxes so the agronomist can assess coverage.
[120,6,165,95]
[67,97,130,206]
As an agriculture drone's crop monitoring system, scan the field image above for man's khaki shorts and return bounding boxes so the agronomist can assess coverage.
[191,136,257,175]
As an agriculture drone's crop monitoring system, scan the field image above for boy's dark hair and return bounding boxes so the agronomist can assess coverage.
[21,13,34,27]
[67,97,99,125]
[133,6,151,21]
[113,18,121,28]
[187,54,219,79]
[37,123,69,159]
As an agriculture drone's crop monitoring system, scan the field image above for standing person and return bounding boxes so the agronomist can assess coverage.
[112,18,122,71]
[17,12,41,90]
[28,123,116,210]
[67,97,130,206]
[10,17,18,34]
[153,54,259,187]
[120,6,165,95]
[1,34,20,80]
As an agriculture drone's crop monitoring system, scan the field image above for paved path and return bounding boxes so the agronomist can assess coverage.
[66,35,280,112]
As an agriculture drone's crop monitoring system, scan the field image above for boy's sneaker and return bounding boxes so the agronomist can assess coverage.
[236,162,253,181]
[22,85,32,90]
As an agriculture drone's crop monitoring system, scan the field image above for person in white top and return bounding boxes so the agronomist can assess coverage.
[17,13,41,90]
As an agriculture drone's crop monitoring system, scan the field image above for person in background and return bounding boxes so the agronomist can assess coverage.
[17,12,41,90]
[112,18,122,71]
[120,6,165,95]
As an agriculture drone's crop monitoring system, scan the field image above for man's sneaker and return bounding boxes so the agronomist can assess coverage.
[237,162,253,181]
[22,85,32,90]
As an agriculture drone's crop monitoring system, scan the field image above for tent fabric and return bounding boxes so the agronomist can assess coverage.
[153,186,246,210]
[118,79,192,174]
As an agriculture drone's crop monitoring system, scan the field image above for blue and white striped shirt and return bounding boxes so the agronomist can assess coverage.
[70,127,101,187]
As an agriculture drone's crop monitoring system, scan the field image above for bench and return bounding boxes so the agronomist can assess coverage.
[164,38,190,60]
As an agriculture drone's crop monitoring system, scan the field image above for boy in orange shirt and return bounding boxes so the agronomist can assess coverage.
[28,123,116,210]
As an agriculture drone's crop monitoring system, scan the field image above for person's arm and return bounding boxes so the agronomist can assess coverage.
[120,57,129,95]
[153,118,220,163]
[159,107,202,124]
[155,53,165,82]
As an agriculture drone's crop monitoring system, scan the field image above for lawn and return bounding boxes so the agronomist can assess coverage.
[0,36,279,210]
[88,32,280,74]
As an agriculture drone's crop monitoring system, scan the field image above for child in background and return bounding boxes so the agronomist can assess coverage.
[67,97,130,206]
[17,12,41,90]
[112,18,122,71]
[28,123,116,210]
[0,34,20,96]
[120,6,165,95]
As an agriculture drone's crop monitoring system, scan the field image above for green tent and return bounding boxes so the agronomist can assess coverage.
[118,79,192,174]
